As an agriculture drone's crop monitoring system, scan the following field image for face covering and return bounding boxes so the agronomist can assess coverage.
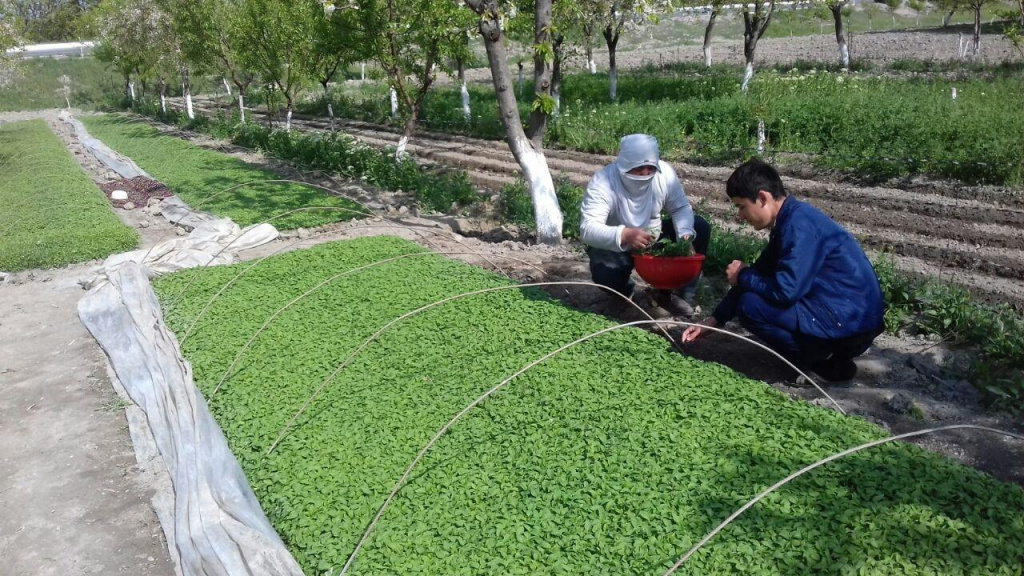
[620,170,656,197]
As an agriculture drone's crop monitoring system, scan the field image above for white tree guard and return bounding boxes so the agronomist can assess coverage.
[518,145,563,244]
[741,61,754,92]
[78,264,303,576]
[460,82,471,121]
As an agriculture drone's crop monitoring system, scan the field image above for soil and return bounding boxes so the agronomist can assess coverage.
[0,109,176,575]
[99,177,174,210]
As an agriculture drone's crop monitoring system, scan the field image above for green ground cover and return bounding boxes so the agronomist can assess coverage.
[0,119,136,271]
[0,57,119,112]
[80,115,363,229]
[155,236,1024,575]
[309,66,1023,186]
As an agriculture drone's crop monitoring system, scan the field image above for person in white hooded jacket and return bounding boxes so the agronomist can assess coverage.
[580,134,710,317]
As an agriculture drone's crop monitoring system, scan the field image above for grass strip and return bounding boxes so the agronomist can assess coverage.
[155,236,1024,575]
[0,119,137,271]
[80,115,363,230]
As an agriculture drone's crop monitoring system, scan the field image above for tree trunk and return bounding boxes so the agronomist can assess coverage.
[972,3,982,56]
[467,0,562,244]
[583,23,596,73]
[943,9,954,26]
[603,27,619,101]
[551,34,563,116]
[159,80,166,114]
[222,77,232,96]
[182,67,194,120]
[832,4,849,68]
[322,80,335,131]
[390,86,398,119]
[238,94,245,124]
[395,105,419,160]
[128,81,135,102]
[285,95,293,132]
[458,57,470,121]
[123,75,130,100]
[517,61,524,97]
[704,8,719,67]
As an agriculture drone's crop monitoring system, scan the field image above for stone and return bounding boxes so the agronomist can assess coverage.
[147,197,163,209]
[122,202,136,210]
[110,189,129,201]
[397,205,409,215]
[385,205,397,214]
[297,228,311,240]
[174,227,187,236]
[887,392,917,415]
[137,220,150,229]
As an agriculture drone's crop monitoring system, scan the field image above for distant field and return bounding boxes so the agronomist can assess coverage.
[0,57,120,112]
[0,119,137,271]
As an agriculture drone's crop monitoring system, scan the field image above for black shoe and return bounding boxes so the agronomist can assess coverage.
[796,357,858,386]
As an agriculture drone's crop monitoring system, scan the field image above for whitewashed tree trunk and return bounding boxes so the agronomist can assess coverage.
[519,145,562,243]
[741,61,754,92]
[285,107,292,132]
[390,87,398,119]
[65,96,71,109]
[757,119,766,152]
[222,78,232,96]
[129,81,136,101]
[238,94,245,123]
[361,63,365,80]
[160,93,166,113]
[589,59,597,74]
[703,8,719,67]
[517,62,524,97]
[185,91,194,119]
[395,135,409,160]
[461,81,471,121]
[832,4,849,68]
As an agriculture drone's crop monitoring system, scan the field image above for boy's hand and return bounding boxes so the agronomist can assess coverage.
[622,227,655,250]
[726,260,746,286]
[681,317,717,343]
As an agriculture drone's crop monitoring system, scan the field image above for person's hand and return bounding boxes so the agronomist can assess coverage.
[726,260,746,286]
[621,227,655,251]
[681,317,717,344]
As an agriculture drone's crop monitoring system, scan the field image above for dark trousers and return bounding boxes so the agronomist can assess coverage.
[587,214,711,297]
[736,291,882,366]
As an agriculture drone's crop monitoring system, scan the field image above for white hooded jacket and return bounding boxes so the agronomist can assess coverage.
[580,134,695,252]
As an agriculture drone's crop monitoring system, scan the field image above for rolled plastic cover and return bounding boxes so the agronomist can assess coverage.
[78,263,305,576]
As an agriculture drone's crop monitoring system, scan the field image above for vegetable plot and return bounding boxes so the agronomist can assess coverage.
[0,119,137,271]
[81,115,363,229]
[155,237,1024,575]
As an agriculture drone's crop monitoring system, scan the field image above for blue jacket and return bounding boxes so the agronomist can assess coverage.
[713,198,884,340]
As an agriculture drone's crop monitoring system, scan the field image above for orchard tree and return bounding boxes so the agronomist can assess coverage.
[161,0,254,121]
[349,0,472,158]
[741,0,775,92]
[936,0,962,26]
[462,0,563,244]
[311,3,366,129]
[90,0,162,102]
[236,0,320,131]
[700,0,726,67]
[883,0,900,28]
[823,0,852,68]
[588,0,669,101]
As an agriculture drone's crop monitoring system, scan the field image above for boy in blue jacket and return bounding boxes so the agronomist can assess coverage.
[682,159,885,383]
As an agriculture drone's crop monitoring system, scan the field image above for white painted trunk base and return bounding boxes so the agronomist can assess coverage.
[518,146,563,244]
[757,119,766,152]
[704,47,712,67]
[840,42,850,68]
[361,63,365,81]
[285,109,292,132]
[160,94,166,114]
[128,82,135,101]
[588,59,596,74]
[609,69,617,101]
[460,82,471,121]
[390,87,398,119]
[222,78,232,96]
[238,95,245,123]
[395,135,409,160]
[741,62,754,92]
[185,92,194,119]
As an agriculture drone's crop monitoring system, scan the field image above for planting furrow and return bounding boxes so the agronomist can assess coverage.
[174,99,1024,305]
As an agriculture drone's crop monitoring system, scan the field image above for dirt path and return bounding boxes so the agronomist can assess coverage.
[0,110,176,576]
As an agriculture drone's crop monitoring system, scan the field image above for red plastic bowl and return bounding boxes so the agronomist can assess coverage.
[632,253,706,290]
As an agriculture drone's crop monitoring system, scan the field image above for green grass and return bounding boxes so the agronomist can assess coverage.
[80,115,364,229]
[0,119,137,271]
[0,56,121,112]
[155,236,1024,575]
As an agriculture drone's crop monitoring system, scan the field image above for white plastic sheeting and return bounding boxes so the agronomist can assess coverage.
[78,263,304,576]
[59,110,150,180]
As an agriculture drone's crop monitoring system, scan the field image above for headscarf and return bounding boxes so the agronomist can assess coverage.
[614,134,661,227]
